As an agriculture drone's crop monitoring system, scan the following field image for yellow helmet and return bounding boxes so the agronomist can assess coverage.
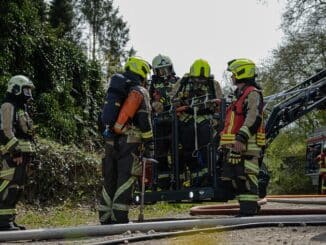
[227,58,256,80]
[124,56,151,79]
[189,59,210,78]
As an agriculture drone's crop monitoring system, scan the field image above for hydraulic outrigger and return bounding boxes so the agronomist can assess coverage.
[133,69,326,204]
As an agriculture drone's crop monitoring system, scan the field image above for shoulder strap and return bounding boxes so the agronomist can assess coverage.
[208,75,216,99]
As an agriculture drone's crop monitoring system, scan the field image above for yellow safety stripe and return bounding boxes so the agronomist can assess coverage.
[114,122,123,130]
[244,160,259,174]
[112,203,129,211]
[16,140,35,153]
[191,168,208,178]
[99,187,112,223]
[256,133,266,146]
[0,137,18,154]
[0,208,16,215]
[113,176,136,203]
[247,143,261,152]
[0,180,10,192]
[131,155,142,176]
[239,126,251,138]
[98,204,111,212]
[158,173,170,179]
[195,115,209,124]
[220,133,236,145]
[227,111,235,134]
[0,168,15,179]
[179,113,192,122]
[141,130,153,139]
[248,174,258,187]
[320,168,326,173]
[138,109,148,113]
[238,194,258,202]
[102,187,112,207]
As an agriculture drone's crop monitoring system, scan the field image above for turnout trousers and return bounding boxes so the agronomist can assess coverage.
[221,153,260,216]
[0,154,30,230]
[153,117,172,189]
[179,119,211,187]
[99,135,141,224]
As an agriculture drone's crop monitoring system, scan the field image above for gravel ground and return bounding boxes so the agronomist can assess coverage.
[2,199,326,245]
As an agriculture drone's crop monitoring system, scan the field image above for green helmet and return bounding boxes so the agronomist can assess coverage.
[189,59,210,78]
[152,54,174,77]
[227,58,256,80]
[124,56,151,79]
[7,75,35,95]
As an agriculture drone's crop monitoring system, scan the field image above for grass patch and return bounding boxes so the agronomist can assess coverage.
[16,201,228,228]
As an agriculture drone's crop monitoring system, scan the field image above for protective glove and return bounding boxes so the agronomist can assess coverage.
[228,151,242,165]
[144,141,155,159]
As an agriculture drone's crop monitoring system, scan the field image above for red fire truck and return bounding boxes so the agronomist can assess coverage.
[306,127,326,194]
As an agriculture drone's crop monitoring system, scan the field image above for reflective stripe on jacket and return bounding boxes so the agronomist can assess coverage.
[220,85,265,151]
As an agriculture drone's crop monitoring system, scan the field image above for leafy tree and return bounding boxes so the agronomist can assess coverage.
[34,0,48,24]
[49,0,75,38]
[78,0,132,74]
[259,0,326,194]
[0,0,104,145]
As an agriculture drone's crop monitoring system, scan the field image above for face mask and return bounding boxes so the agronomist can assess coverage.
[156,66,171,78]
[22,87,33,100]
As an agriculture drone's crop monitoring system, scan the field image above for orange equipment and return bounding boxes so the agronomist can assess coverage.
[113,90,143,134]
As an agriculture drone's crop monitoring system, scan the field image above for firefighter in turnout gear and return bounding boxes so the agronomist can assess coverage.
[150,54,178,190]
[173,59,222,187]
[220,58,265,216]
[99,57,153,224]
[0,75,35,231]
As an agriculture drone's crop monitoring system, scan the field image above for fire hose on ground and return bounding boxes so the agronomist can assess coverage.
[0,195,325,242]
[0,215,326,242]
[190,195,326,215]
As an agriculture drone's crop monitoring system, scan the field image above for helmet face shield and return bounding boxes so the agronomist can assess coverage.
[155,66,172,78]
[223,70,236,86]
[23,87,32,97]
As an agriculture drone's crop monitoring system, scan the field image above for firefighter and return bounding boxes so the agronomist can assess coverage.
[99,56,153,224]
[220,58,265,216]
[173,59,222,187]
[0,75,35,231]
[316,146,326,194]
[150,54,178,190]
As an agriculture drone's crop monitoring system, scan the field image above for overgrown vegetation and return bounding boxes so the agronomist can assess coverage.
[24,138,102,205]
[0,0,131,204]
[259,0,325,194]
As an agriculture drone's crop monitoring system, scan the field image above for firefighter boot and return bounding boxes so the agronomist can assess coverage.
[0,221,25,231]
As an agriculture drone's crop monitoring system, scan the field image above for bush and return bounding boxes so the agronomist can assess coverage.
[268,155,315,194]
[24,138,103,205]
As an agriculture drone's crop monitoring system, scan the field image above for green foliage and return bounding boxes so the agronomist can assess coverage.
[49,0,75,38]
[24,138,102,204]
[260,0,325,194]
[265,130,315,194]
[79,0,132,75]
[0,0,105,145]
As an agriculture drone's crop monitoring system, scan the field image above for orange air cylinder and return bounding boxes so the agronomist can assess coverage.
[113,90,144,134]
